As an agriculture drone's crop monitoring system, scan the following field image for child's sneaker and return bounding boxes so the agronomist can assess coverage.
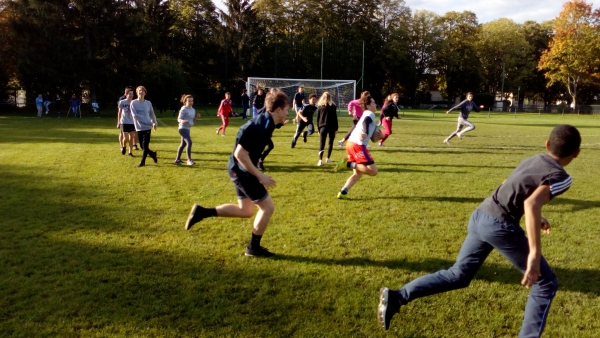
[187,160,196,166]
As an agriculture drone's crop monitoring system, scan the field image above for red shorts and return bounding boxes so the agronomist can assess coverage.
[346,141,374,165]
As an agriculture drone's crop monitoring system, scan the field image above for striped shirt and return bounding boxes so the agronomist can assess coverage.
[478,153,572,223]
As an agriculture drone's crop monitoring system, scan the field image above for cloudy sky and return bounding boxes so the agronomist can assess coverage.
[213,1,596,24]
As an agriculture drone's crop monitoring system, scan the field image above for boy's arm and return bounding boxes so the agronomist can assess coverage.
[117,108,122,127]
[446,100,466,114]
[234,144,275,187]
[521,184,551,288]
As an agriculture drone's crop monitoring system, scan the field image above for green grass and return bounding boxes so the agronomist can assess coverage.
[1,109,599,337]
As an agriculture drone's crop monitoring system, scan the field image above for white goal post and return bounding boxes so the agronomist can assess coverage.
[247,77,356,113]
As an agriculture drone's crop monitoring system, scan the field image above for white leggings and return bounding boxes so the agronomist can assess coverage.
[447,117,475,139]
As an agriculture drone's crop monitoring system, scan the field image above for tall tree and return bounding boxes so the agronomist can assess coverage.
[538,0,600,110]
[434,11,483,105]
[475,18,530,101]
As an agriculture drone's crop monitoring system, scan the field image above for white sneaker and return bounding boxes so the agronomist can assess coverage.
[215,128,219,135]
[338,140,344,149]
[187,160,195,165]
[221,133,226,136]
[326,158,333,163]
[317,160,323,166]
[457,133,463,140]
[443,139,450,144]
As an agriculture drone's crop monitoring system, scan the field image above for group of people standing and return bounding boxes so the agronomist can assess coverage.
[35,92,81,118]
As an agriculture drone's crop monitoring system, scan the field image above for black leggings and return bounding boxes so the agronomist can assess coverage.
[319,126,336,160]
[293,121,314,141]
[137,130,156,164]
[260,139,274,162]
[343,119,359,141]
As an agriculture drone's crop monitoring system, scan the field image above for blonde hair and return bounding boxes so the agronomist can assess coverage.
[317,92,334,107]
[136,86,147,95]
[180,94,193,104]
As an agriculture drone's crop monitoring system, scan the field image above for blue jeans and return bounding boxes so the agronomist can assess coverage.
[398,209,557,338]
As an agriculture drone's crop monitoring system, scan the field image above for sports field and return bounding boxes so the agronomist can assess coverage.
[1,110,599,337]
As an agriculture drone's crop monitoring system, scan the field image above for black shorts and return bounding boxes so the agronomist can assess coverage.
[228,169,268,203]
[121,124,135,133]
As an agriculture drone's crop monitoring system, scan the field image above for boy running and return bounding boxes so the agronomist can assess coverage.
[378,125,581,338]
[291,94,317,148]
[185,89,291,257]
[334,94,383,199]
[443,92,483,144]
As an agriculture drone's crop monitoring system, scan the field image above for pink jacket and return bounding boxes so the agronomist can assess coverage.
[347,99,364,119]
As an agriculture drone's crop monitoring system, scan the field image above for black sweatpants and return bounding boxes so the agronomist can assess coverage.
[319,126,336,160]
[343,118,359,141]
[260,139,274,162]
[137,130,156,164]
[293,121,314,142]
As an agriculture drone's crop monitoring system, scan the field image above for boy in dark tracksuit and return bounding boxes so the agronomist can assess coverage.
[443,92,484,144]
[291,94,317,148]
[379,124,581,338]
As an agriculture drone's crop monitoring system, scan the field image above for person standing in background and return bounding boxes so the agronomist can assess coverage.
[241,89,250,120]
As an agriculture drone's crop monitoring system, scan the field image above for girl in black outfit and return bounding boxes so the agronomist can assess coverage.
[252,87,265,119]
[316,92,338,166]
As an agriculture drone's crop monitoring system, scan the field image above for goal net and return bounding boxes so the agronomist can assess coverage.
[247,77,356,113]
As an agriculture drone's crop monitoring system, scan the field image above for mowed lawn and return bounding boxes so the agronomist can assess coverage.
[1,109,599,337]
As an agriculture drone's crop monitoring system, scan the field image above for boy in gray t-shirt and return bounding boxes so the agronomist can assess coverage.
[378,125,581,338]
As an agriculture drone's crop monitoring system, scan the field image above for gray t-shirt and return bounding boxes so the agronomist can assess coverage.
[478,153,572,223]
[118,99,134,125]
[178,107,196,129]
[130,100,157,131]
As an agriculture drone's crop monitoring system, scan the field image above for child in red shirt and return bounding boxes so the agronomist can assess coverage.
[216,92,233,136]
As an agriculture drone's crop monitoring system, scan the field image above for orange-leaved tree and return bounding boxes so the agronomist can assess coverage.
[538,0,600,110]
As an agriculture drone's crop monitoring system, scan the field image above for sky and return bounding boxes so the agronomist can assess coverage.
[212,0,596,24]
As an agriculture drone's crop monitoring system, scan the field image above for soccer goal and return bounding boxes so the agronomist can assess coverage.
[247,77,356,112]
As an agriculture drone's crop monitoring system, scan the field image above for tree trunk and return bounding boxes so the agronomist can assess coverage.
[84,24,97,103]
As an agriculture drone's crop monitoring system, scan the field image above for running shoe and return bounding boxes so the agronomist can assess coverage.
[257,161,265,171]
[128,153,134,157]
[245,245,275,257]
[174,159,183,164]
[326,158,333,163]
[337,192,349,200]
[185,204,208,230]
[133,144,139,150]
[457,133,463,140]
[338,140,344,149]
[317,160,323,166]
[291,139,296,148]
[377,287,401,330]
[303,131,308,143]
[187,160,196,166]
[443,138,450,145]
[121,147,126,155]
[150,151,158,163]
[333,158,348,172]
[215,128,220,135]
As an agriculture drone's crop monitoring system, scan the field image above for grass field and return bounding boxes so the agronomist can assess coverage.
[1,109,600,337]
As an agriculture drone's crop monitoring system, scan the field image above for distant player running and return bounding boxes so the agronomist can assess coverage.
[185,89,291,257]
[292,86,306,124]
[443,92,483,144]
[291,94,317,148]
[378,93,401,146]
[117,88,136,157]
[335,94,383,199]
[378,125,581,338]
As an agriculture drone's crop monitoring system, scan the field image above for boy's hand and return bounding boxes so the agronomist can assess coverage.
[258,173,276,188]
[446,110,451,114]
[360,132,368,141]
[541,217,550,234]
[521,255,541,288]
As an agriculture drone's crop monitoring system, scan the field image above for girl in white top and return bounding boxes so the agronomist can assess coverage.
[334,94,383,199]
[175,94,201,165]
[130,86,158,167]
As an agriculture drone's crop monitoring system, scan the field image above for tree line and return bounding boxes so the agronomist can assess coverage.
[0,0,599,110]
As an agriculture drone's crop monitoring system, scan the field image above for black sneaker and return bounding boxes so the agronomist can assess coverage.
[134,144,139,150]
[303,131,308,143]
[121,147,126,155]
[378,287,401,330]
[185,204,207,230]
[138,162,145,167]
[245,245,275,257]
[128,153,134,157]
[150,151,158,163]
[257,161,265,171]
[291,140,296,148]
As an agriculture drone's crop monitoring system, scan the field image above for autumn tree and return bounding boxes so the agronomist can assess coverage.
[538,0,600,110]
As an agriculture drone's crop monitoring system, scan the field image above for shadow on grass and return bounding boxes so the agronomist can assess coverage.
[350,195,484,203]
[272,255,600,296]
[386,162,515,169]
[550,198,600,212]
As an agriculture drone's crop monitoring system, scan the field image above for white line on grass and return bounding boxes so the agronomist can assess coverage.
[156,119,169,127]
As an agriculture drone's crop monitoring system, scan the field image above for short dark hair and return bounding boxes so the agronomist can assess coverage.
[308,94,317,100]
[549,124,581,158]
[265,88,290,112]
